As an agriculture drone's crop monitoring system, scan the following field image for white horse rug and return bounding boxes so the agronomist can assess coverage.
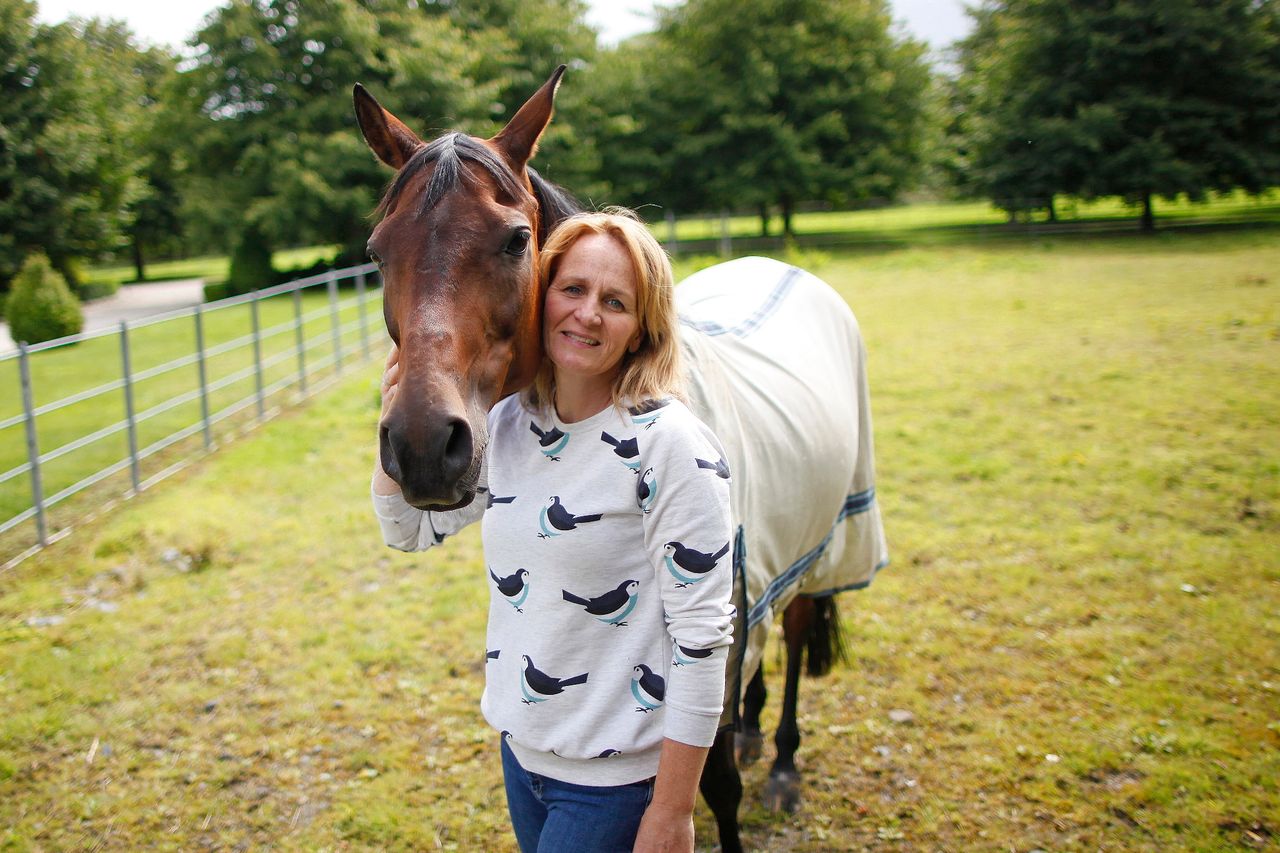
[676,256,889,726]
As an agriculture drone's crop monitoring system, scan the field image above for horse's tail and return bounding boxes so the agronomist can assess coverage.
[806,595,848,677]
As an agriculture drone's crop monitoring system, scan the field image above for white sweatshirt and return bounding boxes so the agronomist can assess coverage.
[372,394,735,786]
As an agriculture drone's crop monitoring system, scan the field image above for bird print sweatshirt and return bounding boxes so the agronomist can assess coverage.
[372,394,735,786]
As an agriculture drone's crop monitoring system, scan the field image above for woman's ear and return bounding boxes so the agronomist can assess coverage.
[628,333,643,354]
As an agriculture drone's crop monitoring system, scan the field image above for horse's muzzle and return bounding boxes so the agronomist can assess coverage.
[380,411,477,510]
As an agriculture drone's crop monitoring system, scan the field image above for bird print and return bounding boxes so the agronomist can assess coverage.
[600,431,641,469]
[663,540,729,587]
[631,411,661,430]
[520,655,588,704]
[562,579,640,626]
[636,467,658,513]
[490,567,530,611]
[486,492,516,508]
[672,641,714,667]
[695,455,731,479]
[529,421,569,460]
[487,649,501,662]
[591,748,622,759]
[539,496,604,538]
[631,664,666,713]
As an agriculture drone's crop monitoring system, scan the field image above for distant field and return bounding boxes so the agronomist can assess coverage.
[660,189,1280,243]
[83,245,343,288]
[82,192,1280,288]
[2,226,1275,850]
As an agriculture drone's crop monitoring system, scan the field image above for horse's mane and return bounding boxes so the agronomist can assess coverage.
[377,132,581,244]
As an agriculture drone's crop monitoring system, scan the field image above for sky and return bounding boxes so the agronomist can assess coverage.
[35,0,973,55]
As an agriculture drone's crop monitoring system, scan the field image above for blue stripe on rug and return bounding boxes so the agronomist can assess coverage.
[681,266,801,338]
[746,486,878,628]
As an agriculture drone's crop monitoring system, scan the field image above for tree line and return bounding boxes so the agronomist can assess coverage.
[2,0,1277,298]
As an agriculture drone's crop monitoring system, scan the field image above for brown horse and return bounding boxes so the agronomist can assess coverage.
[356,67,887,853]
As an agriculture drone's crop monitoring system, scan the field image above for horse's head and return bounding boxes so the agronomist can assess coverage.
[355,67,575,510]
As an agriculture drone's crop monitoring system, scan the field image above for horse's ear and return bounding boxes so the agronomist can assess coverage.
[353,83,423,170]
[489,65,566,170]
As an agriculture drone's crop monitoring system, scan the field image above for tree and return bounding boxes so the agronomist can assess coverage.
[176,0,598,272]
[955,0,1280,229]
[587,0,932,236]
[0,4,152,292]
[124,46,187,281]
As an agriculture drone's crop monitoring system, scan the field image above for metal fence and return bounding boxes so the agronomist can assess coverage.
[1,263,382,570]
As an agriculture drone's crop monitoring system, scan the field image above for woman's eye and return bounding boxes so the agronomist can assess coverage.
[505,229,531,257]
[607,299,625,311]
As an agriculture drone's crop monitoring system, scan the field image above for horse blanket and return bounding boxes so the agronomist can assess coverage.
[675,256,889,728]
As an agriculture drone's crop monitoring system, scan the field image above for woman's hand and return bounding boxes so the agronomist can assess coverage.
[632,738,706,852]
[379,343,400,421]
[633,802,694,852]
[373,344,402,495]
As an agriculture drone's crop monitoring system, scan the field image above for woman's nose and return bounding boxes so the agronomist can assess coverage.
[574,298,601,324]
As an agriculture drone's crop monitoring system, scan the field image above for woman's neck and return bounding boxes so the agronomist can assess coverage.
[552,373,615,423]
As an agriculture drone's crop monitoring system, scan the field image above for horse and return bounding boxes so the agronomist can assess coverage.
[355,66,888,853]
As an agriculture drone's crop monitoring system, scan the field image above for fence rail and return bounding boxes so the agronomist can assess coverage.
[1,263,383,570]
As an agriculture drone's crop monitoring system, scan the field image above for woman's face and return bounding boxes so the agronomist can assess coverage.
[542,232,642,392]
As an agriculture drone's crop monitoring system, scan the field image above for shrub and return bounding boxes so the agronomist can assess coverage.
[225,223,275,297]
[203,280,230,303]
[4,253,84,345]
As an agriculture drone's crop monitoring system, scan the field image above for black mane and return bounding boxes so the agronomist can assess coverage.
[377,132,581,244]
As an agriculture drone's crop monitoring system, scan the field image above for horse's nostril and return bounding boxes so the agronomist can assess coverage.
[379,423,402,482]
[442,417,473,475]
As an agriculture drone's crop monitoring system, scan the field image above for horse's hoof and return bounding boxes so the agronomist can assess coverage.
[736,731,764,766]
[763,770,802,813]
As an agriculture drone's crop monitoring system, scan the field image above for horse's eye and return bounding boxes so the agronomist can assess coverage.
[504,229,531,257]
[367,247,382,266]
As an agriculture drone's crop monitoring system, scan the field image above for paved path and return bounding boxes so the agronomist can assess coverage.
[0,279,205,355]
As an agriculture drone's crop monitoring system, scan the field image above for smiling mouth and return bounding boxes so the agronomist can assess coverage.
[563,331,599,346]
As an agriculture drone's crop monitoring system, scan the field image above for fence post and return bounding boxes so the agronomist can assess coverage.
[356,269,369,359]
[250,291,265,420]
[194,304,212,450]
[293,286,308,396]
[17,342,47,546]
[119,321,141,493]
[665,210,678,257]
[719,209,732,258]
[327,271,343,375]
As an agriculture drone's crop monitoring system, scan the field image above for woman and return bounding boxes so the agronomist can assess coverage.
[372,210,734,852]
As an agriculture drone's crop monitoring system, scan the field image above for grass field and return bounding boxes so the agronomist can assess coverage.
[82,246,344,289]
[1,228,1276,851]
[0,284,383,555]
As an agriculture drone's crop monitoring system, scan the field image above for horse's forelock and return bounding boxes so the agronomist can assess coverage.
[376,132,535,220]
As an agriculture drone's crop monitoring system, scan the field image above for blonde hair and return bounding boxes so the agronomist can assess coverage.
[526,208,684,412]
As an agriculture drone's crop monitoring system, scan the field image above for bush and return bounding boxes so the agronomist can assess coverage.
[4,253,84,345]
[203,280,230,303]
[225,223,275,297]
[77,277,121,302]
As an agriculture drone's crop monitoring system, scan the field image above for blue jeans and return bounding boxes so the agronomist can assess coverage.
[501,738,654,852]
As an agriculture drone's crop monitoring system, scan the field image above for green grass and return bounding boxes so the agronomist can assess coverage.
[0,286,384,554]
[83,245,344,288]
[1,227,1277,851]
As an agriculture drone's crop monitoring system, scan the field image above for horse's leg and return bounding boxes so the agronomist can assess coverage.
[763,596,817,813]
[737,662,767,766]
[700,728,744,853]
[762,594,847,813]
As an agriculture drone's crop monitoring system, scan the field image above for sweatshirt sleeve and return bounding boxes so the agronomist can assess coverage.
[370,468,486,552]
[641,406,735,748]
